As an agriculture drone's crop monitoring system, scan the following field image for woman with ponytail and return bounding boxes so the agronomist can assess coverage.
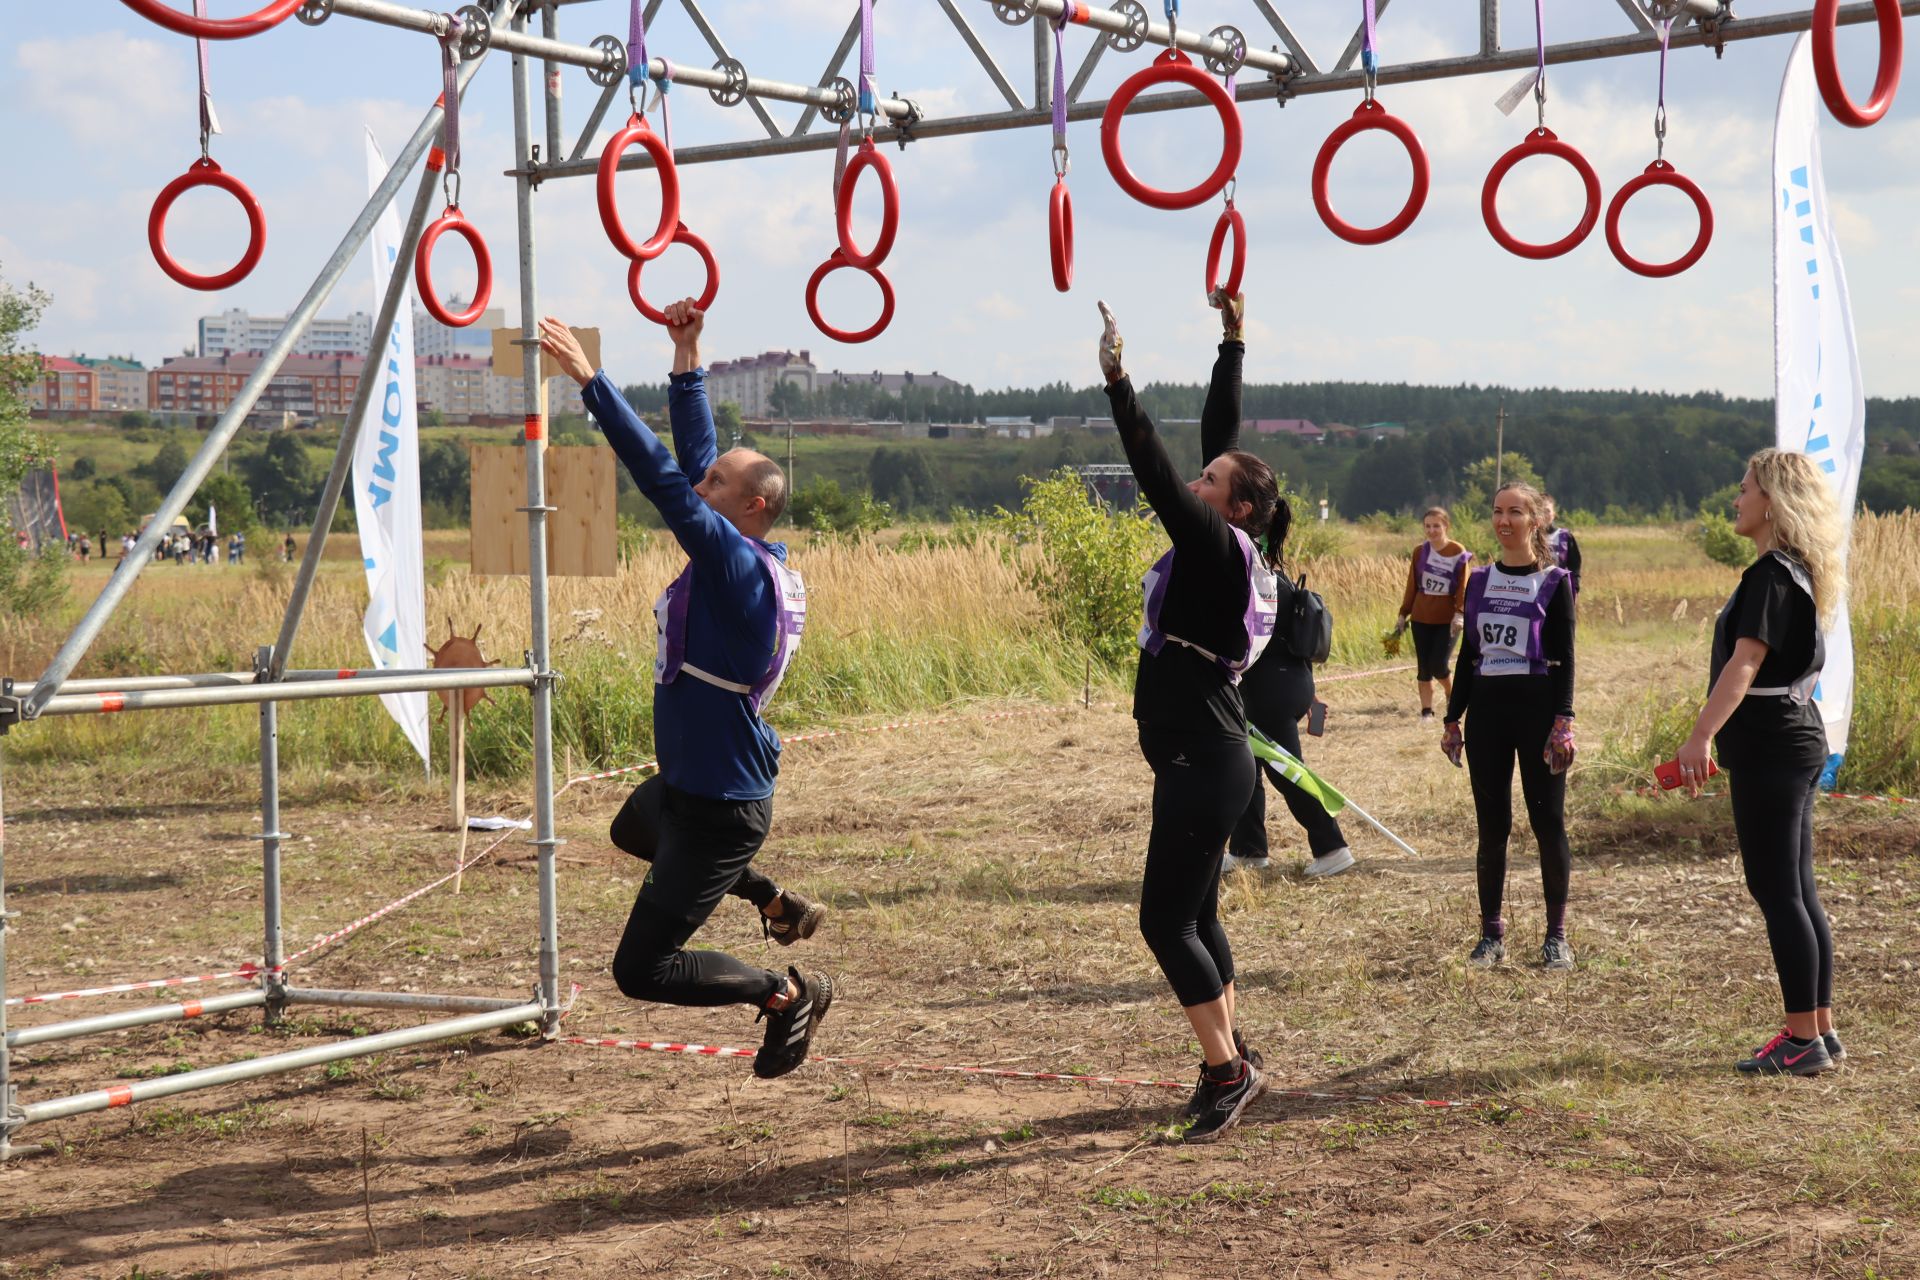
[1196,293,1355,880]
[1442,482,1578,970]
[1677,449,1847,1076]
[1098,295,1282,1143]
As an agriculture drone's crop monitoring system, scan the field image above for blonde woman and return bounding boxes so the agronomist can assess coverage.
[1441,483,1577,970]
[1395,507,1471,720]
[1677,449,1847,1077]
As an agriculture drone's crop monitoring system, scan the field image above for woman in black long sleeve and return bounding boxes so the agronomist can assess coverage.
[1676,448,1846,1076]
[1441,482,1578,971]
[1198,294,1354,880]
[1099,300,1283,1144]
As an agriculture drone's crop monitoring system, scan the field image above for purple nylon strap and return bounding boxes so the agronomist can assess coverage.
[438,13,463,180]
[1050,7,1068,151]
[1360,0,1378,78]
[857,0,876,118]
[628,0,649,88]
[193,0,219,154]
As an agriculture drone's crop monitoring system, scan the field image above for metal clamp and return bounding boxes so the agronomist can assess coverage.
[1698,0,1734,58]
[0,694,21,735]
[1203,24,1247,76]
[991,0,1039,26]
[1269,49,1302,106]
[587,34,627,87]
[454,4,491,59]
[1108,0,1150,53]
[821,76,856,124]
[710,56,749,107]
[891,93,922,147]
[296,0,334,25]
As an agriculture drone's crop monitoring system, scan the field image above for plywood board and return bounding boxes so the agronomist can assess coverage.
[491,326,601,381]
[468,443,617,578]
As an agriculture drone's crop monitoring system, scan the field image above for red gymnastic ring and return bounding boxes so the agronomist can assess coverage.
[1811,0,1903,127]
[1205,204,1245,298]
[414,207,493,328]
[597,114,681,261]
[1481,127,1602,260]
[1049,180,1073,293]
[834,139,900,270]
[1311,99,1431,246]
[627,225,720,325]
[1604,160,1713,279]
[805,250,895,344]
[1100,50,1244,211]
[119,0,303,39]
[147,157,267,292]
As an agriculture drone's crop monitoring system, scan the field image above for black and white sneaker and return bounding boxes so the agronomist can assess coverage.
[1182,1058,1266,1144]
[762,889,827,947]
[1736,1029,1832,1077]
[1420,709,1436,720]
[1467,936,1505,967]
[1540,937,1575,971]
[1185,1032,1265,1118]
[752,967,835,1079]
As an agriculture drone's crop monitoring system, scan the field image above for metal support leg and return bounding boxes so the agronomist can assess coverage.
[256,647,287,1025]
[512,12,565,1038]
[0,745,21,1160]
[541,2,564,165]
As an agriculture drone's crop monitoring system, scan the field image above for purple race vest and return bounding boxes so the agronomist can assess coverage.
[1548,527,1572,569]
[1415,543,1471,597]
[1137,526,1279,683]
[654,542,807,716]
[1463,564,1567,677]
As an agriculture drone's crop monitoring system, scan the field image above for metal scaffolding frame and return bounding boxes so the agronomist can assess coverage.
[2,0,1911,1158]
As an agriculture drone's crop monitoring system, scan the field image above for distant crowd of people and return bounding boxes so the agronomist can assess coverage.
[41,527,271,566]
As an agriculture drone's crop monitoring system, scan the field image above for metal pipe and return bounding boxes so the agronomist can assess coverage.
[282,987,533,1014]
[14,1002,544,1126]
[6,991,268,1050]
[269,158,444,683]
[256,647,286,1025]
[19,20,507,722]
[521,0,1920,178]
[326,0,916,119]
[541,2,564,164]
[1019,0,1295,76]
[10,669,475,698]
[512,12,565,1039]
[32,668,536,719]
[0,747,15,1159]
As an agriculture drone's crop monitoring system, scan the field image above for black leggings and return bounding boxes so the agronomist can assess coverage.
[1410,621,1455,683]
[608,778,785,1009]
[610,775,780,911]
[1730,764,1833,1014]
[1137,726,1257,1008]
[1231,660,1347,859]
[1464,693,1570,927]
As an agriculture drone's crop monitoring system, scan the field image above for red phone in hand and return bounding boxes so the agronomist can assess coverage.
[1654,758,1719,790]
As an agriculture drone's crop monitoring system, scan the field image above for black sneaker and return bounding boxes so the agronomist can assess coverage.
[1420,709,1436,720]
[1468,936,1505,967]
[1185,1032,1265,1118]
[762,889,826,947]
[752,967,835,1079]
[1540,936,1575,971]
[1182,1058,1266,1144]
[1736,1029,1832,1077]
[1823,1032,1846,1062]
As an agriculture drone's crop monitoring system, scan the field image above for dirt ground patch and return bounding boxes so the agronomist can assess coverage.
[2,640,1917,1279]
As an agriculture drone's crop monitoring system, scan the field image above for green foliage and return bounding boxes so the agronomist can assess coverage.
[191,470,256,534]
[713,399,745,447]
[137,437,191,493]
[1,264,65,617]
[1843,605,1920,795]
[867,446,942,515]
[61,477,132,536]
[789,478,892,541]
[1691,510,1750,568]
[993,470,1160,670]
[615,514,653,564]
[241,431,323,526]
[1461,451,1544,498]
[67,453,95,480]
[419,437,471,522]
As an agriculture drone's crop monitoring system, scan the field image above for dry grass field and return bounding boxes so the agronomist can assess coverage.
[0,520,1916,1279]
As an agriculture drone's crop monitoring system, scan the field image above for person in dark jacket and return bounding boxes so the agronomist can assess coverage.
[541,302,832,1081]
[1101,298,1283,1143]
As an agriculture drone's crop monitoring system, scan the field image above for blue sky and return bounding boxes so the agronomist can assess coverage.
[4,1,1916,397]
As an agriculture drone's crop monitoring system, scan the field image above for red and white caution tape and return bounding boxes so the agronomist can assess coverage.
[559,1034,1500,1112]
[6,964,262,1008]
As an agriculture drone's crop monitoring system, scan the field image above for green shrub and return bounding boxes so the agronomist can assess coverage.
[790,478,892,542]
[993,470,1161,670]
[1691,511,1749,568]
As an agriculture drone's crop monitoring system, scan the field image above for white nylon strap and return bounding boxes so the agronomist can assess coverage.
[1745,685,1792,697]
[678,661,754,696]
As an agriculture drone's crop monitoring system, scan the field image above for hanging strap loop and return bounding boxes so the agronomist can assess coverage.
[1050,2,1070,175]
[1653,16,1672,160]
[1531,0,1548,127]
[192,0,222,159]
[1360,0,1379,102]
[437,12,464,206]
[857,0,878,132]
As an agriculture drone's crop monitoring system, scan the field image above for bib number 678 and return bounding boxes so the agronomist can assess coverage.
[1482,621,1519,649]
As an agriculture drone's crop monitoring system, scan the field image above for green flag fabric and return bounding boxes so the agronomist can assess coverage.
[1248,727,1348,817]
